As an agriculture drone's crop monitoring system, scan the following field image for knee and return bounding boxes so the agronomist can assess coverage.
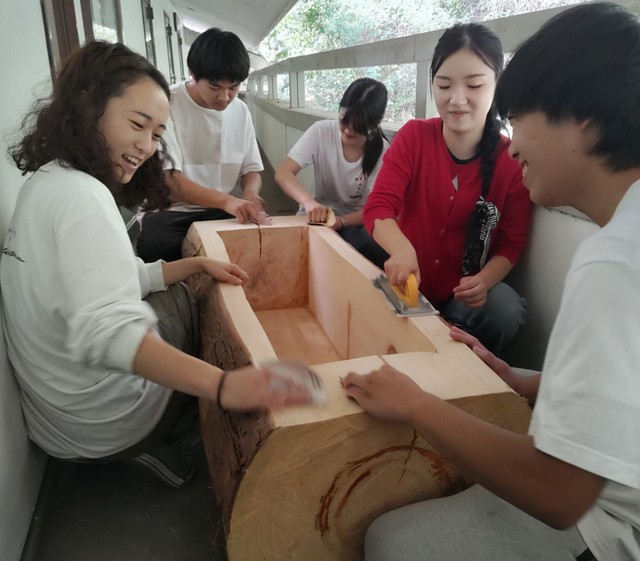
[486,283,527,331]
[145,283,199,353]
[137,213,190,262]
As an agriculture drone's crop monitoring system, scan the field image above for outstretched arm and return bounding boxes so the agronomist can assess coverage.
[241,171,266,211]
[342,366,603,529]
[165,170,268,224]
[133,334,310,411]
[371,218,420,286]
[275,157,330,223]
[449,326,540,402]
[161,256,249,287]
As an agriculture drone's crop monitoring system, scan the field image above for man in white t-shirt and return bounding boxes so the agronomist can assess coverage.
[137,28,268,262]
[343,4,640,560]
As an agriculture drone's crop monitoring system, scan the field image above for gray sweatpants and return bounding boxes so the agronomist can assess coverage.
[365,484,588,561]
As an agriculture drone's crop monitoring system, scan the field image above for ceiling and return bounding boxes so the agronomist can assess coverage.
[170,0,299,52]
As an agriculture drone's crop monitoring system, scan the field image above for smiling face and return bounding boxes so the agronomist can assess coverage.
[187,78,240,111]
[97,77,169,184]
[433,48,497,139]
[508,111,593,207]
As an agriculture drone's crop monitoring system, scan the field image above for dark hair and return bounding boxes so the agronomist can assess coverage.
[339,78,388,177]
[187,28,250,84]
[9,41,172,210]
[431,23,504,198]
[496,2,640,172]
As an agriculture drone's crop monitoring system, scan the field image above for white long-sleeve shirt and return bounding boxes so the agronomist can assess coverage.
[1,161,171,458]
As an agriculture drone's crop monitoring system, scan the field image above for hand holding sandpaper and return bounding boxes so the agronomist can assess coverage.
[260,360,328,405]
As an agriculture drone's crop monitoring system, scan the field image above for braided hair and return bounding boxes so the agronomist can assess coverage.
[431,24,505,275]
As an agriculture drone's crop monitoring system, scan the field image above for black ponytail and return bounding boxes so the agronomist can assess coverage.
[362,126,388,177]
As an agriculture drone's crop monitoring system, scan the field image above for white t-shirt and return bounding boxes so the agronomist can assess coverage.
[162,82,263,212]
[287,119,389,216]
[529,180,640,560]
[0,161,171,458]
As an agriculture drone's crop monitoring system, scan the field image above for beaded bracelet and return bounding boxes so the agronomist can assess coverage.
[216,371,228,410]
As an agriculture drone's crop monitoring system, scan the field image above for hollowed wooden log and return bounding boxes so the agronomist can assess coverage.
[183,216,531,561]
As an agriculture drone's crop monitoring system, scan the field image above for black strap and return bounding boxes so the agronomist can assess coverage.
[576,548,596,561]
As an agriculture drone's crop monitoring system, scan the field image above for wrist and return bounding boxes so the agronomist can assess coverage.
[406,391,433,426]
[216,370,228,410]
[193,256,208,275]
[301,197,316,210]
[338,215,347,229]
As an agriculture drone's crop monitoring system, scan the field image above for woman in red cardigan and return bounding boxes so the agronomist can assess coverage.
[364,23,531,355]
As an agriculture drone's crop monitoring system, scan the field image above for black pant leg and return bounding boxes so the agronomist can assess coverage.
[137,209,234,263]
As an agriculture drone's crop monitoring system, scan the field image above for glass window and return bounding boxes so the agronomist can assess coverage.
[89,0,122,43]
[164,11,176,83]
[141,0,157,65]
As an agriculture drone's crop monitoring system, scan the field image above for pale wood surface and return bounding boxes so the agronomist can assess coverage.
[184,217,532,561]
[255,308,341,365]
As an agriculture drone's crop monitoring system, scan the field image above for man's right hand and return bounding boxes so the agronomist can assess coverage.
[225,196,270,224]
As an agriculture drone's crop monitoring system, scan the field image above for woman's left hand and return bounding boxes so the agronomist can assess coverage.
[200,258,249,285]
[452,274,488,308]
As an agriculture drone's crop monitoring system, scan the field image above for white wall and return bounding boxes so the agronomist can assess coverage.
[504,206,598,369]
[0,2,51,560]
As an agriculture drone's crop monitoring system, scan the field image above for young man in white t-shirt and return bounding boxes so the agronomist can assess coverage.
[137,28,269,262]
[343,4,640,560]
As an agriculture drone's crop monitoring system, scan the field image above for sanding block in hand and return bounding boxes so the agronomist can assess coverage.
[373,273,439,317]
[260,360,328,405]
[307,208,336,228]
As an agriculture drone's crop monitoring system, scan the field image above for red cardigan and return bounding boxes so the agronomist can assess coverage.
[364,118,531,308]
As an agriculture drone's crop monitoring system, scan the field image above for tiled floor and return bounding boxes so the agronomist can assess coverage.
[24,443,225,561]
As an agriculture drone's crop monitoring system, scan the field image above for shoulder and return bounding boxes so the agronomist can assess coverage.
[396,118,440,140]
[169,81,188,104]
[390,119,441,153]
[577,183,640,266]
[33,161,109,197]
[19,162,116,226]
[297,120,335,143]
[308,119,336,134]
[222,98,252,127]
[228,97,250,115]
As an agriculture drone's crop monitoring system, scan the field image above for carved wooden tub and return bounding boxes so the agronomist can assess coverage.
[183,216,530,561]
